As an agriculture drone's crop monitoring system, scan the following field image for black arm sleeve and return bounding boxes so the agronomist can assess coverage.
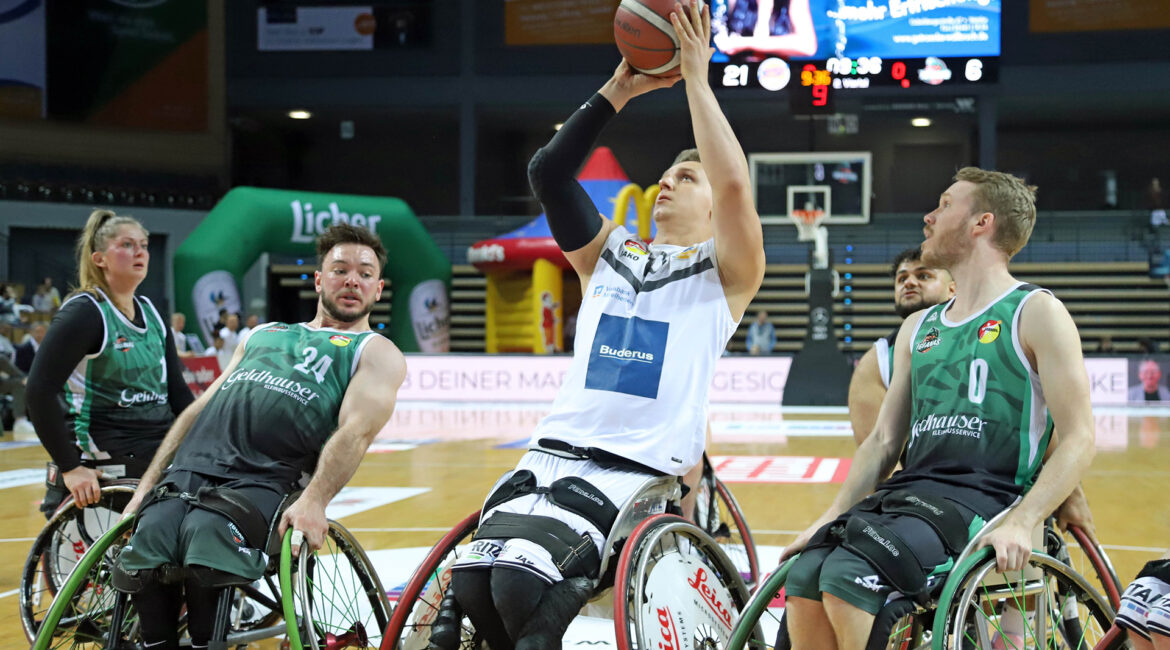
[527,92,616,252]
[26,299,104,472]
[164,325,194,415]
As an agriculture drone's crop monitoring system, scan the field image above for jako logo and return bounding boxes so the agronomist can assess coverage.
[598,344,654,363]
[291,200,382,243]
[855,575,882,592]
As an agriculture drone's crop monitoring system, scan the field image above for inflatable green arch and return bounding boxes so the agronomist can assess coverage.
[174,187,451,352]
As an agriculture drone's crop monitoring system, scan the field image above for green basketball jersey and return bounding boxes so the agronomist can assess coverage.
[171,322,378,486]
[64,289,172,456]
[904,283,1053,500]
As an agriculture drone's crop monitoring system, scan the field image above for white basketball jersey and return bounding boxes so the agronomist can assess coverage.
[531,226,739,475]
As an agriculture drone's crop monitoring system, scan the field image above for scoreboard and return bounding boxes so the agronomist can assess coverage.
[709,0,1000,107]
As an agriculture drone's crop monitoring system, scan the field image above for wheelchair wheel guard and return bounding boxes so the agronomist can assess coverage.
[614,514,752,650]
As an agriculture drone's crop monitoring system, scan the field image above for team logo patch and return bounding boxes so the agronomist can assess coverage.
[228,522,245,545]
[620,238,649,260]
[978,319,1001,344]
[675,246,698,260]
[114,336,134,352]
[265,324,289,332]
[584,314,668,399]
[329,334,352,347]
[915,327,941,353]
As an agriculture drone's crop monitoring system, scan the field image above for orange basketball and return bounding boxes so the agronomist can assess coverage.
[614,0,681,77]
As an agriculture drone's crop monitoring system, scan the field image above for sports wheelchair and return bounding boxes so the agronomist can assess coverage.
[726,508,1122,650]
[381,461,759,650]
[30,487,390,649]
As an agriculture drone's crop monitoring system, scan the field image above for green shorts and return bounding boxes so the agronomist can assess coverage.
[786,509,975,615]
[119,471,286,582]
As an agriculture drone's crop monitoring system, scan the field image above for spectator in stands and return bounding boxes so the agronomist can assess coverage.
[169,312,202,358]
[218,312,241,356]
[1096,335,1114,355]
[746,309,776,355]
[0,323,15,362]
[237,313,260,346]
[203,334,233,372]
[1149,177,1167,229]
[0,284,25,326]
[1129,359,1170,402]
[15,322,46,373]
[0,348,33,436]
[31,277,61,314]
[1139,337,1161,354]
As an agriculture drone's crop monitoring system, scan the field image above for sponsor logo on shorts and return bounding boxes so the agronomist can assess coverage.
[688,566,732,629]
[114,335,135,352]
[855,574,883,592]
[915,327,941,353]
[861,524,900,557]
[237,546,253,556]
[228,522,245,545]
[978,319,1001,344]
[329,334,352,347]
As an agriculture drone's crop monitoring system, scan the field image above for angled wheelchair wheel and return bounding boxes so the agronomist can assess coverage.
[379,510,480,650]
[695,462,760,590]
[281,520,392,650]
[932,548,1114,650]
[31,515,139,650]
[614,514,755,650]
[1046,522,1122,610]
[22,483,138,644]
[726,558,796,650]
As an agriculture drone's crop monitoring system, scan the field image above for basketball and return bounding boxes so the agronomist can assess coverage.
[614,0,681,77]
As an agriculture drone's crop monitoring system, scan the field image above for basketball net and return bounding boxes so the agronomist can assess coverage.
[790,208,830,269]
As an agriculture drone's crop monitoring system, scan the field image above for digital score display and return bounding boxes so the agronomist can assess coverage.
[708,0,1000,106]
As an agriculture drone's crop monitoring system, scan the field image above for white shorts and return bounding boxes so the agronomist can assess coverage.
[453,450,657,583]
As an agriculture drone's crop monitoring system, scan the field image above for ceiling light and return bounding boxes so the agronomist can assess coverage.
[288,110,312,120]
[911,117,931,127]
[553,123,564,131]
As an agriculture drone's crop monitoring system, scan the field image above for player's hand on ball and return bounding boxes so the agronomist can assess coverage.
[671,0,714,83]
[606,59,680,107]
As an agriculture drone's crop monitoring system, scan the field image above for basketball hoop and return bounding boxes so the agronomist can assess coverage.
[789,208,827,242]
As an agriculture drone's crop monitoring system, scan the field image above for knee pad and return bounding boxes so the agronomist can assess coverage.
[491,567,546,639]
[111,564,160,594]
[514,576,593,650]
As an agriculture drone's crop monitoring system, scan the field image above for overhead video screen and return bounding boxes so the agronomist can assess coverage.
[710,0,999,98]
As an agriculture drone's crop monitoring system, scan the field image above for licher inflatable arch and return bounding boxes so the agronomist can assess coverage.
[174,187,451,352]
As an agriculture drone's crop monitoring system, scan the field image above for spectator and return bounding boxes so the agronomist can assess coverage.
[31,277,61,314]
[1129,358,1170,402]
[746,309,776,355]
[203,334,233,372]
[1096,334,1114,355]
[1139,337,1160,354]
[1149,177,1167,228]
[218,312,241,356]
[0,284,26,326]
[169,312,202,358]
[15,321,47,373]
[0,352,33,436]
[237,313,260,346]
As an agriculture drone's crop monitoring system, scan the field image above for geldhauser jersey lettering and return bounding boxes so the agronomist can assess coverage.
[62,289,172,458]
[532,226,739,476]
[170,322,377,486]
[889,282,1054,514]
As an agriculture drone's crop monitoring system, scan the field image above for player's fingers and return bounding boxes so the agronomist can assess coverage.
[290,529,305,558]
[701,2,710,37]
[674,3,696,40]
[689,0,703,34]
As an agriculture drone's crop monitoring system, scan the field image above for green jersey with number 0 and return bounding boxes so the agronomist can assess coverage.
[897,283,1054,510]
[171,322,378,486]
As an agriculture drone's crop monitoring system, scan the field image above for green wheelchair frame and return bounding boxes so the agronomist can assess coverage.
[32,513,391,649]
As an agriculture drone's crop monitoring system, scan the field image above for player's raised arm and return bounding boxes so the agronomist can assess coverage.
[672,1,764,318]
[527,61,677,288]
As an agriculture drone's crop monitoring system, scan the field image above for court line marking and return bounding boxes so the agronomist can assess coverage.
[0,588,19,599]
[0,537,37,543]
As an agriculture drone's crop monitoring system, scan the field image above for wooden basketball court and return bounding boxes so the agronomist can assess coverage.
[1,404,1166,647]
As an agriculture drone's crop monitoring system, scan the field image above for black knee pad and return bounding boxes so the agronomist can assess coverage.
[491,568,546,639]
[111,563,161,594]
[514,576,593,650]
